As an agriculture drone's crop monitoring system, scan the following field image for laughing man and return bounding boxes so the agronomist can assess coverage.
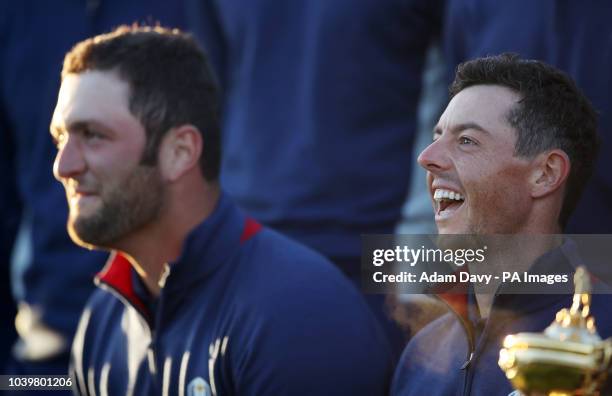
[391,54,612,395]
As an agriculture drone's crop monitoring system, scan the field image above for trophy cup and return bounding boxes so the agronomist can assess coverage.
[498,267,612,395]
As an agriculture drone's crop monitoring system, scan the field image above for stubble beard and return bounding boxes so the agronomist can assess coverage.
[68,165,165,249]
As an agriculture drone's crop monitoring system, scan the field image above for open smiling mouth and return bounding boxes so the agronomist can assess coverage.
[434,188,465,217]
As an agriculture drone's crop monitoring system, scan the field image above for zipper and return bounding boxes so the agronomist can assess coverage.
[435,294,477,395]
[151,286,168,394]
[460,352,474,370]
[458,317,476,396]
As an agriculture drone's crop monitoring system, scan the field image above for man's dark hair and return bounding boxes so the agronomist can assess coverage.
[450,53,599,229]
[62,25,220,181]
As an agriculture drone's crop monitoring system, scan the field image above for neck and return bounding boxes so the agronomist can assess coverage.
[471,231,562,319]
[116,183,220,297]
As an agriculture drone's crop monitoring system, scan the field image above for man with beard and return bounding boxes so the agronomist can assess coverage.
[390,54,612,395]
[52,26,392,395]
[1,3,193,386]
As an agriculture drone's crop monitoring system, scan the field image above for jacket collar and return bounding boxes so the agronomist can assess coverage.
[95,192,262,322]
[492,238,581,315]
[438,238,585,324]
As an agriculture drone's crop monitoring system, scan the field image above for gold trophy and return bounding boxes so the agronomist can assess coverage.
[498,267,612,395]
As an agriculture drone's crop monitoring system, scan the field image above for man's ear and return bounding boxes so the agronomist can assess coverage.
[529,149,571,198]
[158,125,203,182]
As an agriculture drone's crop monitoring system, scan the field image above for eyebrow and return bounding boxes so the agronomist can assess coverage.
[50,120,108,136]
[433,122,491,137]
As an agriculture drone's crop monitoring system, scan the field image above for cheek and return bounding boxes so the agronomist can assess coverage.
[88,148,141,179]
[464,165,531,218]
[464,160,529,201]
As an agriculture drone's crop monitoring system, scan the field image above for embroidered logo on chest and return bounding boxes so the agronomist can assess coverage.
[187,377,211,396]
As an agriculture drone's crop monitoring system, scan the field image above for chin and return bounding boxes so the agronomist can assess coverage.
[67,224,98,250]
[67,215,112,250]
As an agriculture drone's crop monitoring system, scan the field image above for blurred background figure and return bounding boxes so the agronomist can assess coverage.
[396,45,446,238]
[393,44,450,336]
[190,0,444,356]
[0,2,190,392]
[444,0,612,233]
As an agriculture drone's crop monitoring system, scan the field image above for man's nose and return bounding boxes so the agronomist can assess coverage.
[417,138,451,173]
[53,137,86,181]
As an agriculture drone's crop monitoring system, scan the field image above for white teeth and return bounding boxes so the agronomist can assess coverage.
[433,189,464,202]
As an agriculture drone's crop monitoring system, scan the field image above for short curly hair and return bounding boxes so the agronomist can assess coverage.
[450,53,599,229]
[62,25,221,181]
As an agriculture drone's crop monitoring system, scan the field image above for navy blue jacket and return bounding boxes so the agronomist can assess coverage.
[71,195,393,395]
[444,0,612,233]
[391,243,612,395]
[192,0,444,259]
